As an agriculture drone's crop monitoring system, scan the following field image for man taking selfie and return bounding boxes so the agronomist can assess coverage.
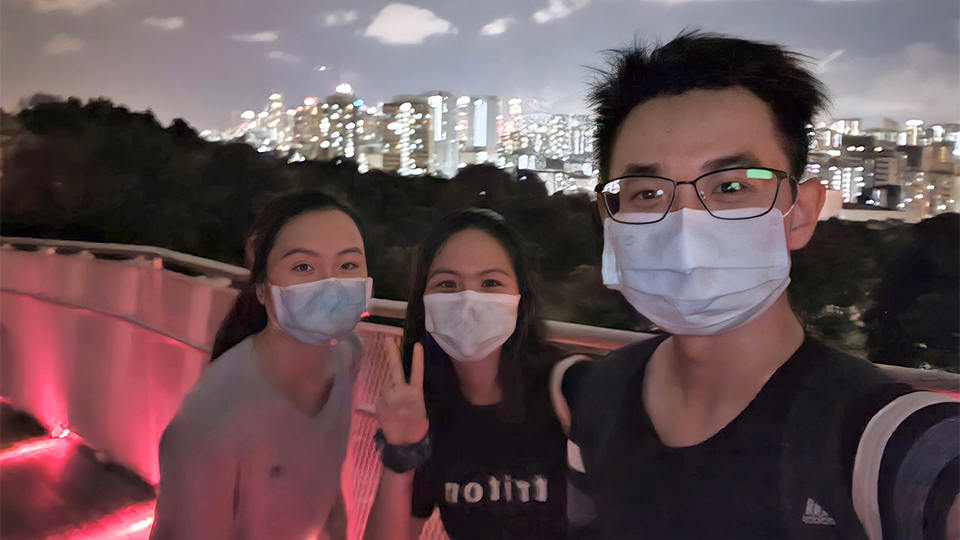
[554,32,959,540]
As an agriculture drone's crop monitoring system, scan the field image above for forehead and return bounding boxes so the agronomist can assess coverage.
[609,87,789,176]
[429,228,513,274]
[270,209,363,257]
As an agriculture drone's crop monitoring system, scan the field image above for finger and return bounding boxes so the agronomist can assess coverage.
[410,343,424,389]
[384,338,405,387]
[356,403,377,418]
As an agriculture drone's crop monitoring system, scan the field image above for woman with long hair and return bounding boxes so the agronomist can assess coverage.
[362,209,568,540]
[151,190,371,540]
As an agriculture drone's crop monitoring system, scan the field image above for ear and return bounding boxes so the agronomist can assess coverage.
[785,179,826,251]
[255,282,267,306]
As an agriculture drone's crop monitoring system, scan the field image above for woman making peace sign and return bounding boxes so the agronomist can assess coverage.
[362,209,568,540]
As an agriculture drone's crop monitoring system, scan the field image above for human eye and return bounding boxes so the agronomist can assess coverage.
[632,189,666,200]
[620,177,669,209]
[705,169,765,198]
[340,261,359,271]
[482,279,503,288]
[437,280,457,289]
[293,263,313,272]
[714,181,748,194]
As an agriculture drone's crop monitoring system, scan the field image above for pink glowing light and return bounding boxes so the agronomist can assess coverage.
[0,436,72,465]
[52,501,156,540]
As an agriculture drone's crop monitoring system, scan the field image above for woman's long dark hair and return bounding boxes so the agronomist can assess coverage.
[210,190,367,360]
[400,209,554,424]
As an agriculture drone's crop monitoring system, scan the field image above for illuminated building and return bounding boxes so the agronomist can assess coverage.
[381,96,435,176]
[497,101,597,193]
[424,92,458,177]
[454,95,501,169]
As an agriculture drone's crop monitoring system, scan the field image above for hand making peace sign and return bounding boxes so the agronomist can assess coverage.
[360,340,429,446]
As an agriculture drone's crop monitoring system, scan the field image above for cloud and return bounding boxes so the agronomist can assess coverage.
[480,17,516,36]
[363,4,456,45]
[827,43,959,122]
[323,10,358,27]
[230,30,279,42]
[142,16,184,31]
[532,0,591,24]
[28,0,114,15]
[268,50,302,63]
[44,33,82,54]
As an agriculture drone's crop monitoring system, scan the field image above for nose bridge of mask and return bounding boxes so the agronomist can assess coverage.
[274,277,369,324]
[426,289,519,326]
[609,208,789,272]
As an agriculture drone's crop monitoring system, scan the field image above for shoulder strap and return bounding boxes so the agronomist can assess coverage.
[550,354,594,437]
[851,391,955,540]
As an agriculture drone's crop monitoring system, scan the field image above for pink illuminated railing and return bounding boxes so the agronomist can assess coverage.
[1,237,957,540]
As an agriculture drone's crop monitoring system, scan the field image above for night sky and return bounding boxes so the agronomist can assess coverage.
[2,0,958,131]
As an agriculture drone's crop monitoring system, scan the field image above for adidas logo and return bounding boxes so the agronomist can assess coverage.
[802,498,836,526]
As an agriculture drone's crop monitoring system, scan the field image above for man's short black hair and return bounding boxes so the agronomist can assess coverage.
[590,31,829,183]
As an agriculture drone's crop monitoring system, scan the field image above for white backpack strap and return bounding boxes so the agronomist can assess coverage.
[852,391,955,540]
[549,354,593,437]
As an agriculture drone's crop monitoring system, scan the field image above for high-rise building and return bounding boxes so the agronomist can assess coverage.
[453,96,501,169]
[381,96,435,176]
[423,92,458,177]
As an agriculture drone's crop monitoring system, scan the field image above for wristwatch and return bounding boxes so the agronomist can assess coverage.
[374,429,432,473]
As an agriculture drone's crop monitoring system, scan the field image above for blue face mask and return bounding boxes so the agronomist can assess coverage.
[269,277,372,345]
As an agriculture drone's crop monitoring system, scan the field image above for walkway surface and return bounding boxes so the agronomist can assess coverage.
[0,403,157,539]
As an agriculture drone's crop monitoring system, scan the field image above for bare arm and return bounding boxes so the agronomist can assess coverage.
[149,420,237,539]
[325,489,348,540]
[363,470,427,540]
[361,341,430,540]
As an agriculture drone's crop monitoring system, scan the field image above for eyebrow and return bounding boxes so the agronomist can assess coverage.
[280,248,320,260]
[616,152,766,179]
[428,267,511,279]
[700,152,764,173]
[619,163,662,177]
[279,246,364,260]
[336,247,365,257]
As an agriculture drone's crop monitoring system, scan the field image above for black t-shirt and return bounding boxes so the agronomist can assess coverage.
[411,387,568,540]
[563,336,959,540]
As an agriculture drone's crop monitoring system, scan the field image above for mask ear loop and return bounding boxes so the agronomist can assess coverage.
[782,176,812,217]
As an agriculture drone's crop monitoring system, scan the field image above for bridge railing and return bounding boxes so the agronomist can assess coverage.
[1,237,956,540]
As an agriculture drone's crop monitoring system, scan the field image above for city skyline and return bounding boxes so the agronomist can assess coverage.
[2,0,958,131]
[204,84,959,221]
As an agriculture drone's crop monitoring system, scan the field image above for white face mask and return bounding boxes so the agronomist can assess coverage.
[269,277,372,345]
[423,290,521,363]
[602,208,792,335]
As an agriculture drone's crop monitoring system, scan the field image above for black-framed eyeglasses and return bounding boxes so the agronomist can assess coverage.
[598,167,804,224]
